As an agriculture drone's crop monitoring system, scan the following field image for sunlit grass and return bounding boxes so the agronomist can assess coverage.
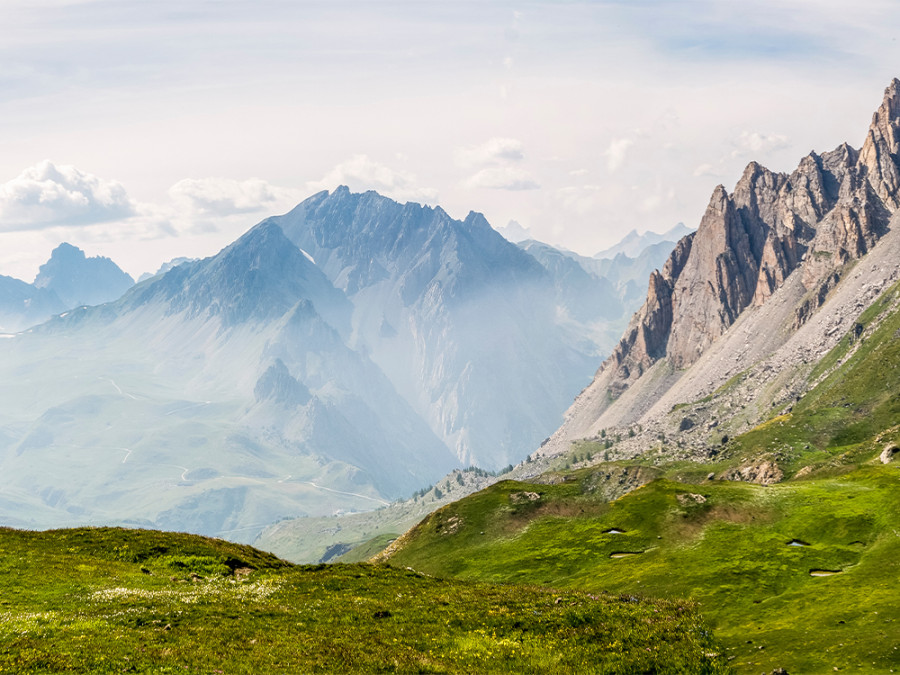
[0,526,729,674]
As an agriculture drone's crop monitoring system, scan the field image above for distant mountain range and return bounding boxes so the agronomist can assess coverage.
[0,187,681,540]
[0,243,134,333]
[593,223,694,259]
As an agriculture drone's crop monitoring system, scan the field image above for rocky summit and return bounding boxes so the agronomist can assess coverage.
[543,77,900,454]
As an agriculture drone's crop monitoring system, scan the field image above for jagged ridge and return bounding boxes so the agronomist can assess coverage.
[541,78,900,451]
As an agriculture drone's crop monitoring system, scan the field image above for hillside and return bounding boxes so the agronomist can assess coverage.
[380,267,900,673]
[382,461,900,674]
[0,526,728,674]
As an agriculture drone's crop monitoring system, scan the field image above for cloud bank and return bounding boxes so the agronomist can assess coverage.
[0,161,135,231]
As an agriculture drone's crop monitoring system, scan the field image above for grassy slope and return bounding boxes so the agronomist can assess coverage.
[385,467,900,673]
[384,284,900,673]
[0,527,729,674]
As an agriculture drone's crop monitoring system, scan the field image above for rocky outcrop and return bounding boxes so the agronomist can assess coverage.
[723,457,784,486]
[582,78,900,415]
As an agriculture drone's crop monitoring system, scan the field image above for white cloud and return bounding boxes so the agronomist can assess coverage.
[731,130,791,157]
[169,177,301,217]
[692,163,718,177]
[0,161,135,232]
[463,167,540,191]
[605,138,634,173]
[455,138,526,168]
[307,155,438,204]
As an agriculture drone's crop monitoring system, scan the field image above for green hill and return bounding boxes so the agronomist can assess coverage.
[382,464,900,673]
[379,281,900,674]
[0,526,728,674]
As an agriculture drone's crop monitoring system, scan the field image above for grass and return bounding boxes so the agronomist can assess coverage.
[384,462,900,674]
[0,526,729,674]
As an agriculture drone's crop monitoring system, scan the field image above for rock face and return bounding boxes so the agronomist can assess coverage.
[568,78,900,425]
[724,458,784,486]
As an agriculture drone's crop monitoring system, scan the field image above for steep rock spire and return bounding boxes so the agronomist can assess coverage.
[585,78,900,411]
[858,78,900,210]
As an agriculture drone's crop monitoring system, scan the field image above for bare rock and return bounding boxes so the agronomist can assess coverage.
[880,444,899,463]
[794,465,815,479]
[509,491,541,504]
[725,457,784,485]
[679,416,696,431]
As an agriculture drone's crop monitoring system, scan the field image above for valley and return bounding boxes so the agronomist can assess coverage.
[2,71,900,674]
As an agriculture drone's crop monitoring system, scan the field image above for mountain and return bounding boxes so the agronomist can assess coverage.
[518,240,624,323]
[0,221,458,540]
[34,242,134,308]
[372,77,900,669]
[541,77,900,453]
[254,232,687,562]
[0,243,134,333]
[374,205,900,672]
[0,275,65,333]
[494,218,531,243]
[0,188,614,540]
[268,187,600,469]
[593,222,693,259]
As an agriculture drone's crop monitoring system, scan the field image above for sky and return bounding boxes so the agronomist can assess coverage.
[1,0,900,280]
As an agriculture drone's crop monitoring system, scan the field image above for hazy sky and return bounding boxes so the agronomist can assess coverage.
[1,0,900,279]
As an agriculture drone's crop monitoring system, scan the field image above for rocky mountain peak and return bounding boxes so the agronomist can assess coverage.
[871,77,900,145]
[34,242,134,308]
[859,78,900,209]
[572,78,900,419]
